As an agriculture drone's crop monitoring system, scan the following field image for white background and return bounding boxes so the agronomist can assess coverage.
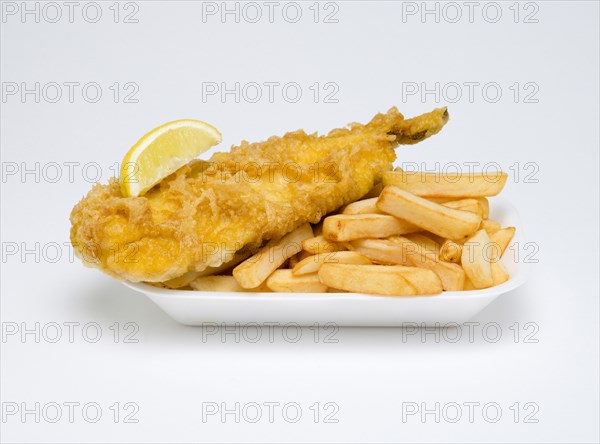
[1,1,599,443]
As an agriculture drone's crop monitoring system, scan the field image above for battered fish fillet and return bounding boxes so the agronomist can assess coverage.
[70,107,449,283]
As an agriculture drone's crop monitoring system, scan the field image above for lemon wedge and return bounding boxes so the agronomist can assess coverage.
[119,119,222,197]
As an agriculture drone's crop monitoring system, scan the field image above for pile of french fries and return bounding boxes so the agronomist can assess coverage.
[188,169,516,296]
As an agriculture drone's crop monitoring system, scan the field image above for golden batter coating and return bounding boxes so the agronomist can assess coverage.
[70,107,448,282]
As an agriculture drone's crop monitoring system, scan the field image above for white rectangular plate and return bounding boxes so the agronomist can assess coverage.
[123,199,527,326]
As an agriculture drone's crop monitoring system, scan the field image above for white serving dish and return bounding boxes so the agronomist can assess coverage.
[123,200,527,326]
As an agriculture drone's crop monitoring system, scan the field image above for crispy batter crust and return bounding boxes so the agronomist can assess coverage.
[70,107,448,282]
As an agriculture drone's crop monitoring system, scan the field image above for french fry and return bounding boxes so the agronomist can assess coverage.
[418,231,447,246]
[404,233,440,255]
[423,197,486,218]
[475,197,490,219]
[266,270,328,293]
[390,236,465,291]
[233,224,313,288]
[190,275,268,292]
[428,260,465,291]
[461,229,494,289]
[441,198,484,218]
[480,219,501,236]
[390,266,444,295]
[382,170,508,197]
[377,186,482,240]
[342,198,383,215]
[348,238,412,265]
[439,239,463,263]
[318,263,442,296]
[491,260,509,286]
[302,235,346,254]
[323,214,420,242]
[426,196,489,218]
[490,227,516,258]
[167,162,513,295]
[292,251,372,275]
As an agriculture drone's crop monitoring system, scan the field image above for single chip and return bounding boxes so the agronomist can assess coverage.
[292,251,372,275]
[323,213,420,242]
[266,270,328,293]
[404,233,441,255]
[318,263,443,296]
[480,219,502,236]
[491,260,510,287]
[389,236,465,291]
[382,170,508,197]
[439,239,463,263]
[342,198,383,215]
[302,235,346,254]
[461,229,494,289]
[474,197,490,219]
[190,275,267,292]
[377,186,482,240]
[233,224,313,288]
[441,198,484,218]
[348,238,412,265]
[490,227,516,258]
